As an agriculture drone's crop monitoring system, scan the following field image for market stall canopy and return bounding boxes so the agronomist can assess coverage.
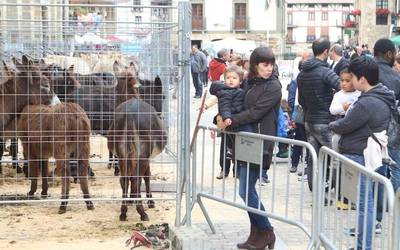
[75,33,108,45]
[390,35,400,46]
[204,38,257,56]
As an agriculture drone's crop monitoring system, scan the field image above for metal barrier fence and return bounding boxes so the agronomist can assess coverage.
[0,0,192,226]
[316,146,396,250]
[188,125,319,248]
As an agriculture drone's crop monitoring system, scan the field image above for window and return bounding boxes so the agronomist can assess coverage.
[376,0,389,25]
[376,0,388,9]
[321,26,329,40]
[135,16,142,23]
[133,0,141,5]
[234,3,247,30]
[309,4,315,8]
[321,4,328,8]
[287,4,293,8]
[307,26,316,42]
[308,12,315,21]
[376,15,388,25]
[288,13,293,25]
[287,27,294,43]
[322,12,328,21]
[192,4,204,30]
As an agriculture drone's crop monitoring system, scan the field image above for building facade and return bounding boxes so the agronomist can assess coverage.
[190,0,286,57]
[355,0,397,47]
[285,0,354,54]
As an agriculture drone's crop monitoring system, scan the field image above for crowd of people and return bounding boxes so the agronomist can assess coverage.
[190,37,400,250]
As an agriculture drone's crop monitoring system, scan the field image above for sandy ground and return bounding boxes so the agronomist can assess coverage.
[0,135,177,250]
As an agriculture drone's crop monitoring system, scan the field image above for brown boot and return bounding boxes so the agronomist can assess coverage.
[248,227,275,250]
[237,225,258,249]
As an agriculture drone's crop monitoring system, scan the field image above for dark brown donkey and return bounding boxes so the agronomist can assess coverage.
[17,103,94,214]
[108,99,167,221]
[0,56,55,174]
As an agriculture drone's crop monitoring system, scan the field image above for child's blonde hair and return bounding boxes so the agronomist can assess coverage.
[223,65,244,82]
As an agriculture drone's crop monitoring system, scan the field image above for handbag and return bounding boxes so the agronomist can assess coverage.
[292,105,305,124]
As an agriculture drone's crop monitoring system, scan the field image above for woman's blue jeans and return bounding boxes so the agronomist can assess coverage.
[343,154,388,250]
[238,165,272,230]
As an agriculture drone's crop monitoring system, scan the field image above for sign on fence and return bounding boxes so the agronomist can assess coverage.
[235,135,263,165]
[340,165,360,202]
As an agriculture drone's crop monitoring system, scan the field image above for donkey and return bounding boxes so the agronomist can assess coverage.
[0,56,56,174]
[17,103,94,214]
[107,98,167,221]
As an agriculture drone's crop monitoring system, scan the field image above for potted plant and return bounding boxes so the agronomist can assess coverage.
[376,8,390,16]
[351,9,361,16]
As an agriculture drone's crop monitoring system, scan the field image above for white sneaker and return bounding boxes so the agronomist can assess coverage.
[298,174,308,181]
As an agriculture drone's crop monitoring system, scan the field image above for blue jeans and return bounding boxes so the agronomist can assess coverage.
[238,165,272,230]
[343,154,388,250]
[389,148,400,192]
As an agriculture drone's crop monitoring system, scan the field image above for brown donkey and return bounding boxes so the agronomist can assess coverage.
[17,103,94,214]
[108,98,167,221]
[0,56,56,174]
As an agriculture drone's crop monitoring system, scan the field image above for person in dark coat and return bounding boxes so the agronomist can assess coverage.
[373,38,400,193]
[329,56,395,250]
[329,44,350,76]
[297,38,341,191]
[217,46,281,250]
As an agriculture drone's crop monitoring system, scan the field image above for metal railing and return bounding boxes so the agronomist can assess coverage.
[187,125,319,249]
[316,146,396,250]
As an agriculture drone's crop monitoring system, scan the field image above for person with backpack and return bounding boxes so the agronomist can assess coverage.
[216,46,281,250]
[373,38,400,192]
[297,38,341,191]
[329,56,395,250]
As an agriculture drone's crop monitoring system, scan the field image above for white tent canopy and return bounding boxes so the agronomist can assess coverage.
[74,33,108,45]
[204,38,257,56]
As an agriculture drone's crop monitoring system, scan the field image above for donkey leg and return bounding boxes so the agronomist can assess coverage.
[58,160,70,214]
[143,162,155,208]
[40,160,49,198]
[78,159,94,210]
[27,160,39,198]
[10,138,22,173]
[134,176,149,221]
[119,159,129,221]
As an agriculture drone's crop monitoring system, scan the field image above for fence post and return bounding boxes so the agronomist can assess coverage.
[175,1,191,228]
[393,190,400,250]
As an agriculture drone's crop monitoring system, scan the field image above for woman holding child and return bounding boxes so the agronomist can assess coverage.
[216,46,281,250]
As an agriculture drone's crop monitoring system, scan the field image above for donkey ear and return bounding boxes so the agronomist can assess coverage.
[12,57,21,66]
[154,76,162,86]
[39,59,46,65]
[68,65,74,72]
[22,55,30,65]
[113,61,121,73]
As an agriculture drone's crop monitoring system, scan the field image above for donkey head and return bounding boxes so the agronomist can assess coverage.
[113,61,139,105]
[13,55,56,106]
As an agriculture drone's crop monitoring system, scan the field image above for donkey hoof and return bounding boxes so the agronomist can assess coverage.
[86,202,95,210]
[119,214,127,221]
[107,163,112,169]
[58,207,67,214]
[140,214,149,221]
[114,168,120,176]
[148,200,155,209]
[41,193,49,199]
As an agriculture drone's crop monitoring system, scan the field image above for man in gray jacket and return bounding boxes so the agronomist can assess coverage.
[190,45,208,98]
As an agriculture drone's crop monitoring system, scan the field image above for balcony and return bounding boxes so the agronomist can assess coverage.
[231,17,249,32]
[192,17,205,32]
